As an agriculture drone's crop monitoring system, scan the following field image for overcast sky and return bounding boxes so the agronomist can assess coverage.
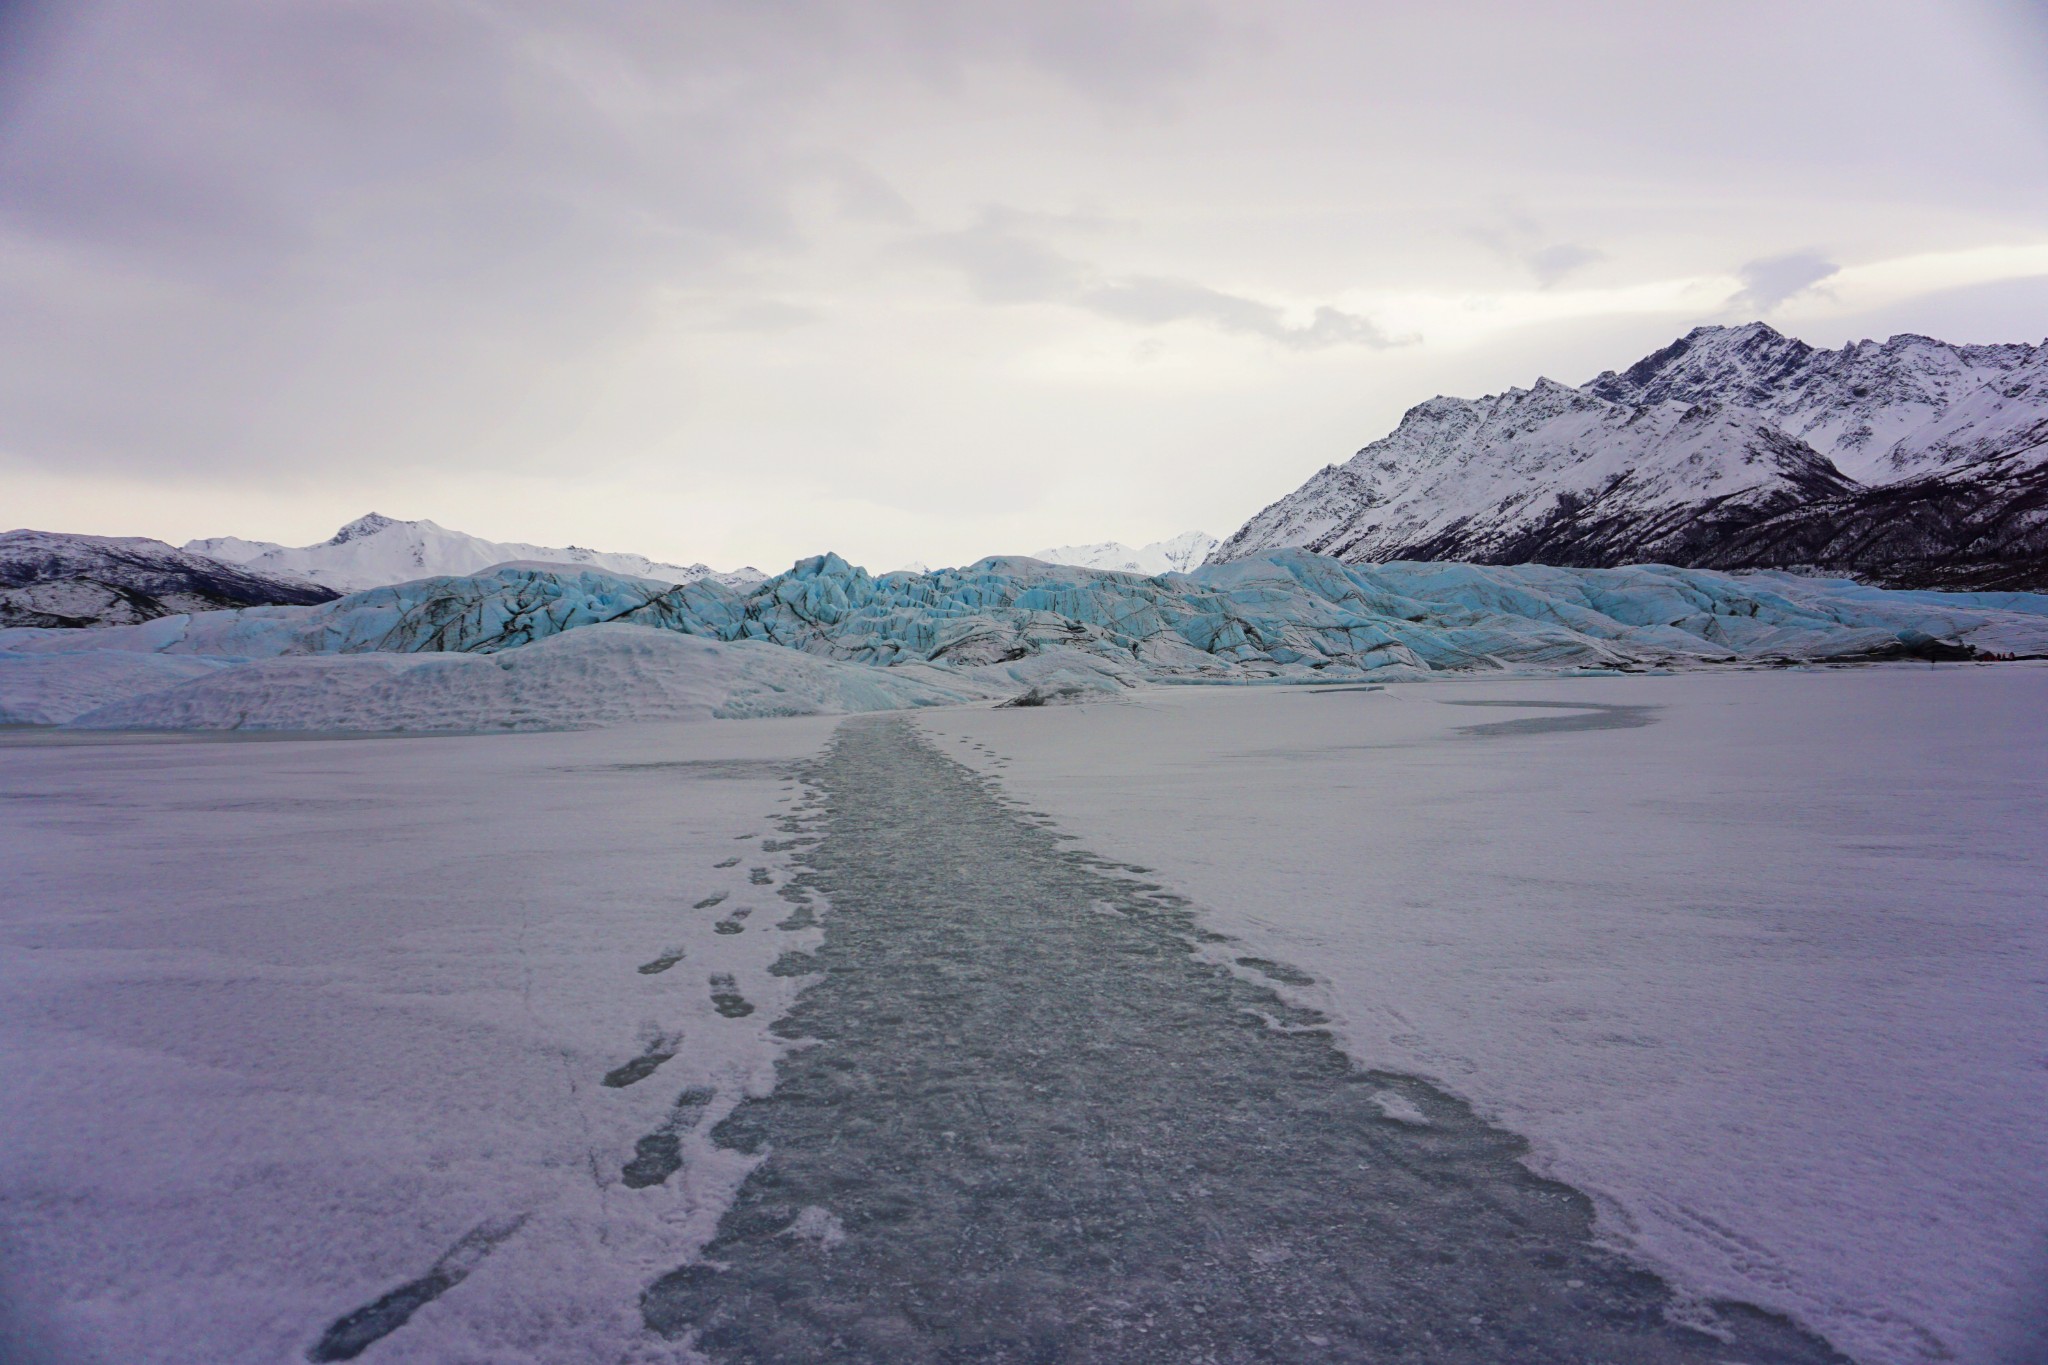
[4,1,2047,572]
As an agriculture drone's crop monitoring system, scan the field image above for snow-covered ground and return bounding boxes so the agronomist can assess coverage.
[918,667,2048,1365]
[0,716,839,1364]
[5,666,2043,1364]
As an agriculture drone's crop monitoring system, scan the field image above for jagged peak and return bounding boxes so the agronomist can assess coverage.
[328,513,409,544]
[1683,321,1785,343]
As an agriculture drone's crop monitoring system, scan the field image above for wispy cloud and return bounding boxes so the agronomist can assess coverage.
[1730,251,1841,313]
[910,209,1401,349]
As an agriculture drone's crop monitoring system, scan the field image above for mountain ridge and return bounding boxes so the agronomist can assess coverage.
[1213,322,2048,588]
[1030,531,1219,576]
[186,514,765,594]
[0,530,341,629]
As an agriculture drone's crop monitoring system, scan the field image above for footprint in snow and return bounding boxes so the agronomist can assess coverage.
[638,948,687,975]
[694,892,728,910]
[602,1038,681,1088]
[621,1087,717,1189]
[307,1213,529,1361]
[709,975,755,1018]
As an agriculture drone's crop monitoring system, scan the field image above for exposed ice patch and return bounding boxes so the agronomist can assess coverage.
[781,1206,848,1250]
[1370,1090,1430,1126]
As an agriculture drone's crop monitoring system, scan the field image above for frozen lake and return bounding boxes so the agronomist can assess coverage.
[2,664,2043,1363]
[921,666,2048,1365]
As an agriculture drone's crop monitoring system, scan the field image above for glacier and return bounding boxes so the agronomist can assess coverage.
[4,550,2046,731]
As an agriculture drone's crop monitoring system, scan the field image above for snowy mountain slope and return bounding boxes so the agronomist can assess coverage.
[1031,531,1220,575]
[0,529,339,629]
[7,553,2045,730]
[1215,322,2048,588]
[1213,380,1854,569]
[1883,346,2048,475]
[186,512,765,593]
[1583,323,2045,482]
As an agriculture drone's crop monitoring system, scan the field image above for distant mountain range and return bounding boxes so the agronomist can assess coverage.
[0,530,339,629]
[186,513,766,594]
[1030,532,1218,576]
[1213,323,2048,590]
[12,322,2048,632]
[3,514,765,630]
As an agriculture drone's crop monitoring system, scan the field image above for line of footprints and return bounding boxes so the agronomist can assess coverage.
[596,776,826,1193]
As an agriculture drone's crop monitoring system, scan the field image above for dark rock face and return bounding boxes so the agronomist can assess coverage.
[1372,458,2048,592]
[1693,458,2048,591]
[0,529,339,628]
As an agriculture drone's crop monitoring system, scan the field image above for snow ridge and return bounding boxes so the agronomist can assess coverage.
[185,513,765,594]
[1030,531,1219,576]
[1584,323,2044,481]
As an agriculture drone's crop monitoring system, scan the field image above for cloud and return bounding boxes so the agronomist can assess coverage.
[0,3,1231,484]
[1082,278,1393,348]
[1524,242,1605,287]
[912,209,1399,349]
[1470,203,1604,288]
[908,210,1096,304]
[1731,251,1841,312]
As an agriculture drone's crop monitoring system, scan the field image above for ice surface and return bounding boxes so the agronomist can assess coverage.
[918,667,2048,1365]
[4,552,2046,733]
[61,624,993,732]
[0,715,839,1364]
[6,665,2043,1362]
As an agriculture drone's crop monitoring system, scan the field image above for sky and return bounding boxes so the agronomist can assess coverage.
[3,0,2047,574]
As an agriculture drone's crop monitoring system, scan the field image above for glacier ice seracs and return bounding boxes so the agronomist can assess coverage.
[4,550,2046,731]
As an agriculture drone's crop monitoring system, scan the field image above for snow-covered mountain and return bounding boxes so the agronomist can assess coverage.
[1213,381,1852,569]
[1,530,340,629]
[1031,532,1219,575]
[186,513,765,593]
[1583,323,2043,482]
[1214,323,2048,589]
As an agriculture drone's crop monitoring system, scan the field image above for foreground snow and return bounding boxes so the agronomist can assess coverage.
[0,716,838,1364]
[919,668,2048,1365]
[4,552,2046,733]
[4,670,2042,1362]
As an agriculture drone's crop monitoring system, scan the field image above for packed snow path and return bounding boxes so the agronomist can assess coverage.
[643,719,1847,1363]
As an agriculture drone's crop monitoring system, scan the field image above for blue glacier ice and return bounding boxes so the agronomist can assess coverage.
[3,551,2045,729]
